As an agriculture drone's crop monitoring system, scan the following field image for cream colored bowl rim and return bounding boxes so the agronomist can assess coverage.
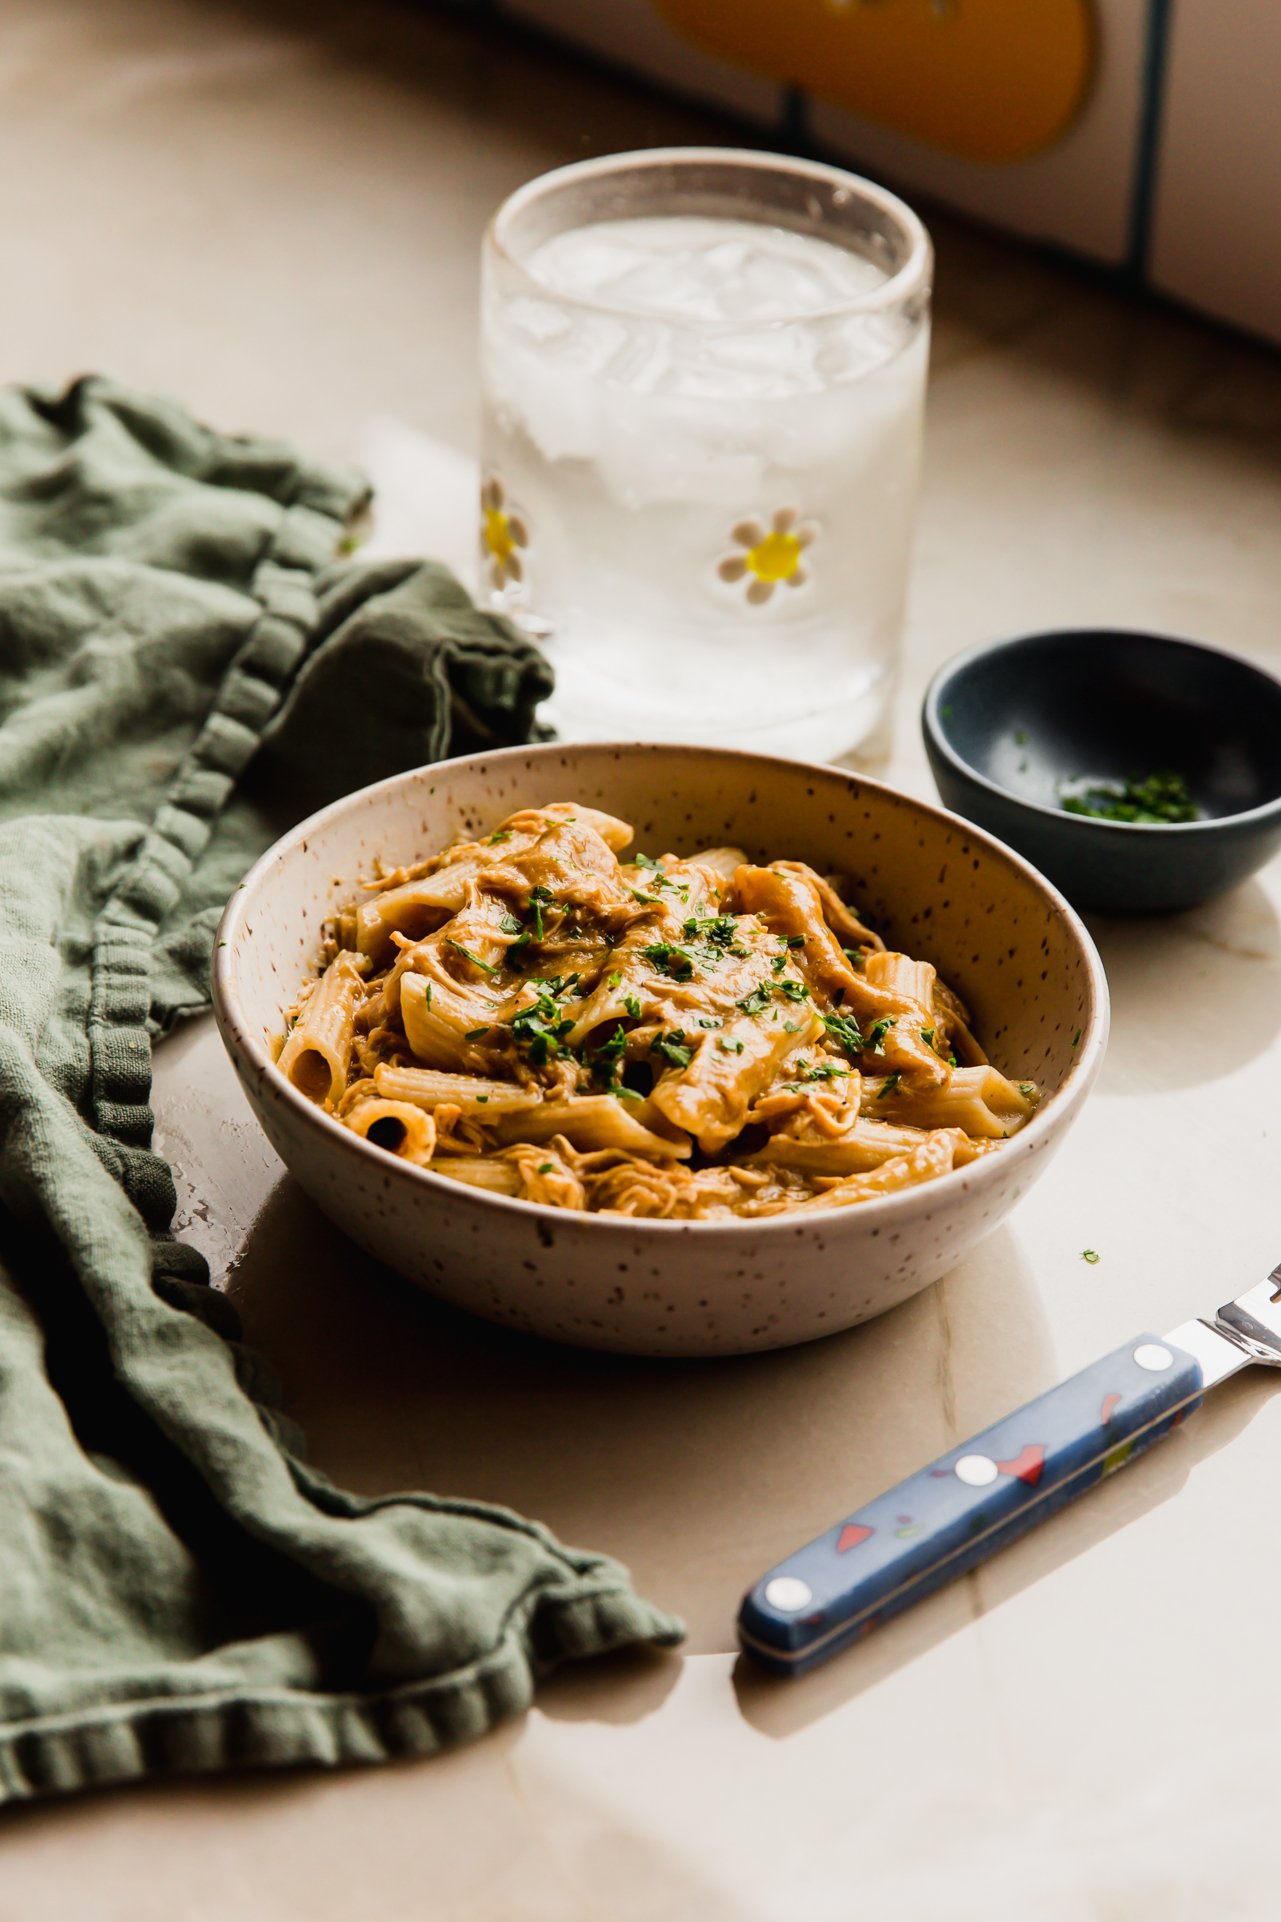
[212,741,1110,1238]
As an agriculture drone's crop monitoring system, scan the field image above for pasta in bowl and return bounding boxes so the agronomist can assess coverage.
[214,743,1107,1355]
[277,802,1041,1219]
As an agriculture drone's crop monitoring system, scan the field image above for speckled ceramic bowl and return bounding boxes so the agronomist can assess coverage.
[212,744,1107,1356]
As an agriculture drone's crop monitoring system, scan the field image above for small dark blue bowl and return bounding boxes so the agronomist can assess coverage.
[922,629,1281,913]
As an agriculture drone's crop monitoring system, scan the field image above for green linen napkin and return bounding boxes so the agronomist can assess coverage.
[0,376,682,1804]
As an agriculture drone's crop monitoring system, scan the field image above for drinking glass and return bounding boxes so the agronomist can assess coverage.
[479,148,931,760]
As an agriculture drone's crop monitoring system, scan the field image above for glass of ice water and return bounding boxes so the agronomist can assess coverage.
[479,148,932,760]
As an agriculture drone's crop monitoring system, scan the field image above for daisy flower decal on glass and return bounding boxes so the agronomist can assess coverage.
[480,477,529,591]
[717,507,818,605]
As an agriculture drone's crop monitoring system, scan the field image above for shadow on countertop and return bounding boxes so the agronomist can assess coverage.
[226,1188,1055,1662]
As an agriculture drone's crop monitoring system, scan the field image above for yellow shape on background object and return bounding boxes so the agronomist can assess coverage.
[652,0,1096,163]
[484,507,514,565]
[747,529,802,584]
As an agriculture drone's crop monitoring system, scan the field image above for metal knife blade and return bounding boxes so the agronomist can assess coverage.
[739,1262,1281,1676]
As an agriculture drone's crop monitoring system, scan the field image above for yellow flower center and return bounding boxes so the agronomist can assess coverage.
[484,507,514,563]
[745,530,801,583]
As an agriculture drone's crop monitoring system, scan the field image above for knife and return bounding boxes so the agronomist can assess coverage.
[738,1264,1281,1676]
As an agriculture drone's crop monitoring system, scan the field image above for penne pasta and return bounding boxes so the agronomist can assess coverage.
[277,802,1040,1216]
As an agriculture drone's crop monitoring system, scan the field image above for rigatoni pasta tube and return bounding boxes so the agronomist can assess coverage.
[356,880,456,960]
[343,1098,436,1165]
[374,1063,540,1117]
[399,970,501,1069]
[752,1118,943,1178]
[431,1156,522,1195]
[277,951,365,1105]
[494,1095,691,1159]
[861,1066,1036,1137]
[794,1133,962,1209]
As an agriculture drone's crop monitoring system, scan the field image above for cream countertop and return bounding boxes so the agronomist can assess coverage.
[2,1,1281,1916]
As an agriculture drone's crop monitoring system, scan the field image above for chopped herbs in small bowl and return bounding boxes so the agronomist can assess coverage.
[1059,770,1199,826]
[923,629,1281,913]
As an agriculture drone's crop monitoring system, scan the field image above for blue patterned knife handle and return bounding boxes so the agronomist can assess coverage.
[738,1335,1203,1676]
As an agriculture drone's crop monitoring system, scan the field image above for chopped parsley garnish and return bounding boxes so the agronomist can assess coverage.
[425,982,433,1012]
[526,883,556,940]
[822,1010,863,1055]
[843,948,866,972]
[1019,1082,1035,1098]
[487,828,512,844]
[696,1015,723,1029]
[791,1060,849,1085]
[738,976,808,1015]
[498,912,523,936]
[864,1017,893,1054]
[506,975,578,1067]
[651,1029,694,1071]
[629,888,660,905]
[717,1038,745,1055]
[876,1072,902,1100]
[447,940,498,975]
[613,1085,644,1102]
[634,852,681,893]
[608,970,622,986]
[641,941,703,981]
[464,1025,489,1040]
[476,1094,489,1104]
[537,1161,554,1173]
[783,934,807,949]
[783,1020,800,1033]
[623,993,642,1019]
[588,1022,629,1090]
[1082,1248,1100,1264]
[1060,770,1199,825]
[770,954,787,975]
[683,914,739,948]
[920,1027,935,1048]
[595,1024,628,1069]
